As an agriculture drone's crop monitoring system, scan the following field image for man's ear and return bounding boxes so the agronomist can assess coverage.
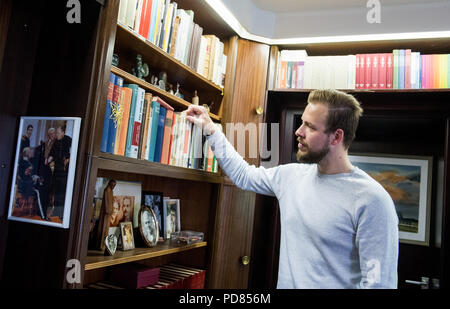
[330,129,344,146]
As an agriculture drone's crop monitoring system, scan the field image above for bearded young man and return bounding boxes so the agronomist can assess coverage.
[186,89,399,289]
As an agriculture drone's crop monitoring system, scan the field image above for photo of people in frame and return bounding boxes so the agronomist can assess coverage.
[141,191,164,241]
[7,117,81,229]
[139,206,159,247]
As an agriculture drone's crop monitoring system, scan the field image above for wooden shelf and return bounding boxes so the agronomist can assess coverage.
[85,241,207,270]
[97,152,223,184]
[111,66,221,121]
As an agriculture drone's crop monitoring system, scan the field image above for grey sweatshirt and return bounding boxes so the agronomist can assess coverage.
[207,130,399,289]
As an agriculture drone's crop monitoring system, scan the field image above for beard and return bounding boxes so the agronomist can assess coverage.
[296,140,330,164]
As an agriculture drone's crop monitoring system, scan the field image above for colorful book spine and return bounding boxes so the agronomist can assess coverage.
[117,87,133,156]
[386,53,393,89]
[404,49,411,89]
[101,72,115,153]
[129,87,145,159]
[148,100,160,161]
[154,106,167,163]
[371,54,379,89]
[124,84,139,157]
[160,109,174,164]
[398,49,405,89]
[140,93,153,159]
[379,53,387,89]
[107,75,123,153]
[393,50,399,89]
[365,54,372,89]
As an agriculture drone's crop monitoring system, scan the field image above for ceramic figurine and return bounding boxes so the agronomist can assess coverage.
[131,54,149,79]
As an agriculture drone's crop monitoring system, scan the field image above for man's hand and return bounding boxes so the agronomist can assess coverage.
[186,105,216,136]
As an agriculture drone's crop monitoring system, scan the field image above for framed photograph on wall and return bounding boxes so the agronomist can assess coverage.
[141,191,164,241]
[7,116,81,228]
[349,153,433,246]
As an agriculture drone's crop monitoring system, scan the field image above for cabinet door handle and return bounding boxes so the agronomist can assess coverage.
[241,256,250,266]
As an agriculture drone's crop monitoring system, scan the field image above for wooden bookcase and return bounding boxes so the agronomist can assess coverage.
[79,0,232,288]
[250,41,450,288]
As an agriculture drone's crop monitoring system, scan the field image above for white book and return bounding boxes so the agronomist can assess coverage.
[176,112,187,167]
[118,0,129,25]
[221,54,227,88]
[133,0,143,33]
[196,36,207,74]
[144,102,154,160]
[214,41,224,85]
[174,9,188,62]
[169,113,181,166]
[303,57,312,89]
[125,0,138,29]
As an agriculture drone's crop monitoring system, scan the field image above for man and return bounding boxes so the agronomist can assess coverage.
[186,89,399,289]
[48,125,72,219]
[122,197,133,222]
[142,210,156,245]
[20,124,33,154]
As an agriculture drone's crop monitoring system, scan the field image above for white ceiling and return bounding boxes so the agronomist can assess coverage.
[249,0,442,13]
[221,0,450,40]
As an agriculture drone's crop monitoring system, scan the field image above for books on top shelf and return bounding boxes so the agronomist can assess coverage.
[117,0,227,88]
[101,73,220,173]
[276,49,450,90]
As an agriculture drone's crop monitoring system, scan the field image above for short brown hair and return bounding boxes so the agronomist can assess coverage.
[307,89,363,149]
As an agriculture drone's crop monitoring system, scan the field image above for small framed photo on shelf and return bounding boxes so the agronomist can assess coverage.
[349,153,432,246]
[120,221,135,250]
[142,191,164,241]
[7,117,81,228]
[163,199,181,239]
[138,206,159,247]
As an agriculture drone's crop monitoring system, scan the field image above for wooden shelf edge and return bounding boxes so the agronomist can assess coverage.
[111,65,221,121]
[116,23,224,93]
[270,88,450,93]
[97,152,223,184]
[85,241,207,271]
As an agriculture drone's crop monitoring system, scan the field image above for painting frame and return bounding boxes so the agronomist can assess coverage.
[7,116,81,228]
[349,153,432,246]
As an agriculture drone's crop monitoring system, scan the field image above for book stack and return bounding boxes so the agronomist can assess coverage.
[109,263,160,288]
[118,0,227,88]
[101,75,220,172]
[277,49,450,90]
[144,264,205,289]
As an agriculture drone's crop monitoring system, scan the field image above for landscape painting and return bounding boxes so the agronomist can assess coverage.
[349,154,432,246]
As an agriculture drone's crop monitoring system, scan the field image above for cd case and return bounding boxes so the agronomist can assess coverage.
[170,230,204,245]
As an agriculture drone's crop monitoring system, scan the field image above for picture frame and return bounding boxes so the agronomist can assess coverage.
[120,221,135,250]
[163,199,181,239]
[105,234,118,255]
[138,206,159,247]
[141,191,164,241]
[349,153,433,246]
[7,116,81,228]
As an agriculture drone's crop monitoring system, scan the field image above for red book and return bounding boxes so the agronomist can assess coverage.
[405,49,411,89]
[138,0,153,38]
[365,54,372,89]
[371,53,379,89]
[355,54,361,89]
[160,109,173,164]
[430,55,436,88]
[378,53,387,89]
[386,53,393,88]
[359,54,366,89]
[152,96,174,111]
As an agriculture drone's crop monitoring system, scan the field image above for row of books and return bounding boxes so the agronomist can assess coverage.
[87,264,205,289]
[277,49,450,90]
[118,0,227,87]
[101,72,219,173]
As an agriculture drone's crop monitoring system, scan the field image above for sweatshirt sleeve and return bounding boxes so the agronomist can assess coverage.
[355,191,399,289]
[207,130,281,197]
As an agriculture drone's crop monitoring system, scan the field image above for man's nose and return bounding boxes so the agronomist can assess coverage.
[295,124,305,137]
